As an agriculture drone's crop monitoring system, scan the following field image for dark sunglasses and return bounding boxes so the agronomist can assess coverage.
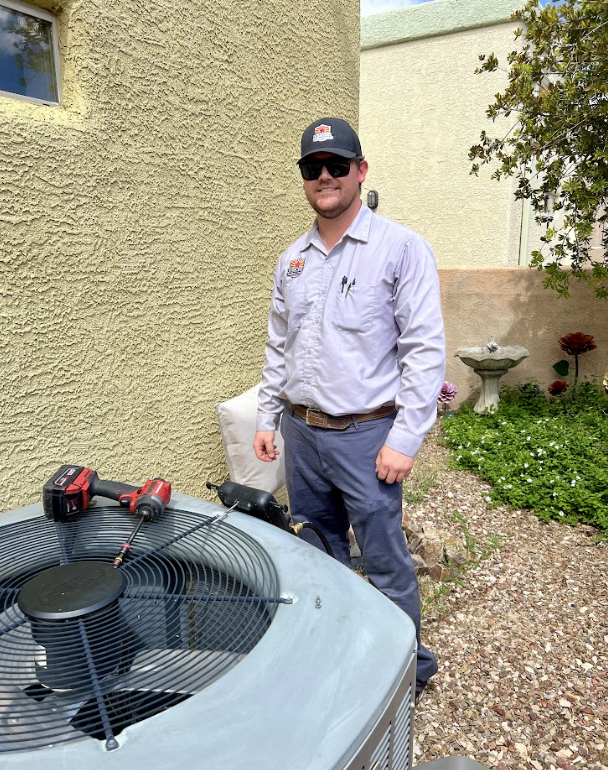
[298,157,355,181]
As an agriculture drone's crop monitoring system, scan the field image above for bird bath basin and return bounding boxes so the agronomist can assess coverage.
[455,338,530,413]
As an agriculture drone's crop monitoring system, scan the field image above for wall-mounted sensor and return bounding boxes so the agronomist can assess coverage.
[367,190,379,210]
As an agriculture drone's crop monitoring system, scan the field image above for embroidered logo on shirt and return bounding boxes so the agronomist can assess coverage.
[287,257,306,278]
[312,124,333,143]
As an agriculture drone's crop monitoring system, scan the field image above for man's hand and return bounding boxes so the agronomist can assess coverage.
[254,430,280,462]
[375,445,414,484]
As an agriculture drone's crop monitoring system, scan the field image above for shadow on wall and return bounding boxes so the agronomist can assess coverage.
[441,267,608,406]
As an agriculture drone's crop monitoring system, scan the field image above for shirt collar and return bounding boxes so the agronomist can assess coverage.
[300,203,372,254]
[346,203,373,243]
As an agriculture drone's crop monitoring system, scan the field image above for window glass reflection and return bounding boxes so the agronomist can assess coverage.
[0,5,58,103]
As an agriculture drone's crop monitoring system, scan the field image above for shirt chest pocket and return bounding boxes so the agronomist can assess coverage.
[331,284,377,333]
[284,280,312,331]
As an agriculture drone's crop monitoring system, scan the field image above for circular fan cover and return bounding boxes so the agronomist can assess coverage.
[0,507,281,752]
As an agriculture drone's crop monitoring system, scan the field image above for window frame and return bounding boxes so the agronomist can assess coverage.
[0,0,62,106]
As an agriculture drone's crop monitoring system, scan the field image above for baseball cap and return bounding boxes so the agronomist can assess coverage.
[298,117,362,162]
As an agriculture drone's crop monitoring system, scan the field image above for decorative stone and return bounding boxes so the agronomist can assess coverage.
[429,563,452,582]
[411,553,430,575]
[402,511,467,582]
[348,527,361,558]
[444,534,468,568]
[412,526,444,566]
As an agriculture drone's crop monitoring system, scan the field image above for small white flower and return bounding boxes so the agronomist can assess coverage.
[559,510,565,517]
[484,496,491,502]
[524,463,529,468]
[571,480,576,487]
[527,478,533,483]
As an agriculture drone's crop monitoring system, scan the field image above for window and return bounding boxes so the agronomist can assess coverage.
[0,0,60,105]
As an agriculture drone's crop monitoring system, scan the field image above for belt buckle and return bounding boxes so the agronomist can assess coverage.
[305,408,322,426]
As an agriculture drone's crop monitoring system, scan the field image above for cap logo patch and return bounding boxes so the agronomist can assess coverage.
[287,257,306,278]
[312,124,333,143]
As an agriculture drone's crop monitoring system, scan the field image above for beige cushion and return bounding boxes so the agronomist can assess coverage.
[215,384,285,494]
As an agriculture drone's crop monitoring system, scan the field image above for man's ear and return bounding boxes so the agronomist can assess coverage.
[358,159,369,184]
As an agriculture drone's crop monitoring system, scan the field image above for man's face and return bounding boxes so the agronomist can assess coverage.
[301,152,368,220]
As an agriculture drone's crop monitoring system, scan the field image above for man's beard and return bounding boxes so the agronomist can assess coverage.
[308,187,360,220]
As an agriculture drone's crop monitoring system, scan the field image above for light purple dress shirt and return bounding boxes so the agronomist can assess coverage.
[257,203,446,457]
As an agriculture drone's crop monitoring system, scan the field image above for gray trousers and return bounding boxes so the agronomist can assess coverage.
[281,407,438,687]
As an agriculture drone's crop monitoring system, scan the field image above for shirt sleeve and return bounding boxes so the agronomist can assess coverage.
[384,234,446,457]
[256,262,288,431]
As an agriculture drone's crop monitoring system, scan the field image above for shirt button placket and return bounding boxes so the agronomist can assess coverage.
[304,256,333,402]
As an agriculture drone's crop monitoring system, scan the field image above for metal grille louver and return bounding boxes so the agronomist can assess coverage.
[369,724,391,769]
[345,654,414,770]
[392,690,413,770]
[0,508,282,752]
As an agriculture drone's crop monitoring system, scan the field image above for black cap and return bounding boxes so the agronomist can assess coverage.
[298,117,362,162]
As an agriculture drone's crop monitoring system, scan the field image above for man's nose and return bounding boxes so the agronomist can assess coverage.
[318,164,333,181]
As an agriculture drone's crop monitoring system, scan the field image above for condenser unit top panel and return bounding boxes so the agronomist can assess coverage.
[0,493,416,770]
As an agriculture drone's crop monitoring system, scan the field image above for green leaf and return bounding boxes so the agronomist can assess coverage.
[553,360,570,376]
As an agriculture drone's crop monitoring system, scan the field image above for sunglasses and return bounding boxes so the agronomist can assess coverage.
[298,157,355,181]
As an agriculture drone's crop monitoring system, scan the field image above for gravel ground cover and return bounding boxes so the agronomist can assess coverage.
[409,424,608,770]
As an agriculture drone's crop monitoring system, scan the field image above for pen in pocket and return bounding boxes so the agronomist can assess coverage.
[345,278,356,297]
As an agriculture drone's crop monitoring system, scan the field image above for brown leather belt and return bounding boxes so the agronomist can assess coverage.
[288,401,396,430]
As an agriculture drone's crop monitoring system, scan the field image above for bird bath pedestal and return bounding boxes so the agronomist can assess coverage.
[455,341,530,414]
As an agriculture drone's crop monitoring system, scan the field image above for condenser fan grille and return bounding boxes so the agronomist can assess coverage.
[0,508,282,752]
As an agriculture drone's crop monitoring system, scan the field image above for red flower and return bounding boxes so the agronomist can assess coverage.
[558,332,597,356]
[547,380,569,396]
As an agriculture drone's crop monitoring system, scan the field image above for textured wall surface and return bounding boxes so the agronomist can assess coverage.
[441,268,608,406]
[360,0,531,267]
[0,0,359,510]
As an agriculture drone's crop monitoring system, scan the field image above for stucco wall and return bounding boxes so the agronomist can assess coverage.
[360,0,531,267]
[441,268,608,406]
[0,0,359,511]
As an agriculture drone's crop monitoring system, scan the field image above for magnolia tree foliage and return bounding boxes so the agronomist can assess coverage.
[470,0,608,299]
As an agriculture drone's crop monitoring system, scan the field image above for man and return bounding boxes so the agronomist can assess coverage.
[253,117,445,699]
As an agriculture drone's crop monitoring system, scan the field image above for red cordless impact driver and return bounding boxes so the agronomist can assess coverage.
[43,465,172,523]
[43,466,172,568]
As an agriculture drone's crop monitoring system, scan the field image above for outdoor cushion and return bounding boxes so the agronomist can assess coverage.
[216,384,285,494]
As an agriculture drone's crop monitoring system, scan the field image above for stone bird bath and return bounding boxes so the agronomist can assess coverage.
[455,338,530,413]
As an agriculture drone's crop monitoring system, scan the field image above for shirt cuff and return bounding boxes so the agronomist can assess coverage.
[256,411,282,432]
[384,424,425,458]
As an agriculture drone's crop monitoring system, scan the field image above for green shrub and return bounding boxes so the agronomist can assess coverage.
[441,383,608,532]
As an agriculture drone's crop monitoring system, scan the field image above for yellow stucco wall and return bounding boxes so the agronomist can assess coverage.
[360,0,529,267]
[441,267,608,406]
[0,0,359,511]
